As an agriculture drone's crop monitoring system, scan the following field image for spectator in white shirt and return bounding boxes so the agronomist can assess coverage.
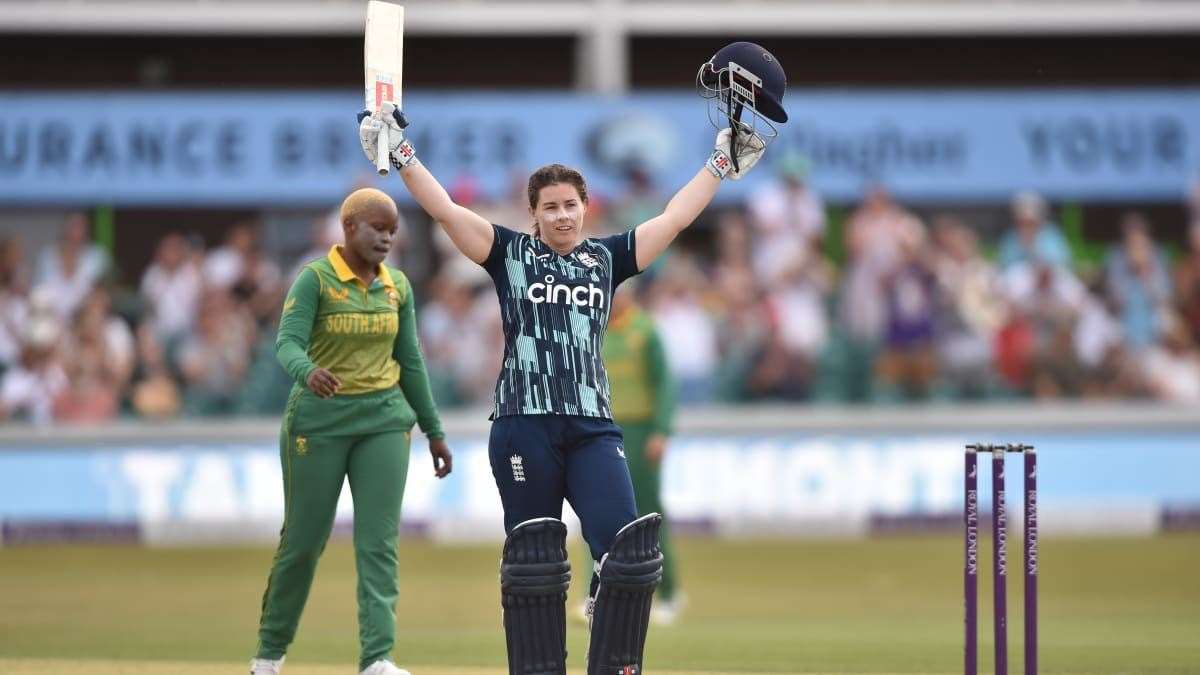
[56,287,135,423]
[1141,312,1200,402]
[202,222,256,290]
[747,153,825,285]
[33,212,110,321]
[140,232,203,343]
[649,257,718,404]
[0,316,67,425]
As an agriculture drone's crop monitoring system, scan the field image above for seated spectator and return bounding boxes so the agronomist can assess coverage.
[611,165,664,232]
[1140,312,1200,402]
[838,184,924,400]
[1001,262,1088,397]
[1173,219,1200,345]
[0,316,67,425]
[744,319,811,401]
[1105,212,1170,351]
[33,212,110,320]
[877,228,938,400]
[54,287,135,423]
[177,289,256,415]
[203,222,256,290]
[712,211,753,287]
[419,272,503,406]
[1072,286,1142,400]
[931,217,1006,398]
[747,152,825,285]
[770,246,832,360]
[231,246,283,327]
[711,267,768,402]
[130,322,181,419]
[749,242,833,401]
[235,307,295,416]
[649,257,718,404]
[997,191,1070,270]
[199,221,282,328]
[140,232,202,344]
[0,236,30,373]
[288,213,344,280]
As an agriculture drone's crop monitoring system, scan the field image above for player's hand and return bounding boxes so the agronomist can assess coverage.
[357,102,416,169]
[305,367,342,398]
[705,127,766,180]
[428,437,453,478]
[645,433,668,465]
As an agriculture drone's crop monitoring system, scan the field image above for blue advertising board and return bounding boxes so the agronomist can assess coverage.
[1,432,1196,542]
[1,89,1198,207]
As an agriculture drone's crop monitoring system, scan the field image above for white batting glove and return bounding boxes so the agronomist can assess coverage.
[358,102,417,170]
[705,128,766,180]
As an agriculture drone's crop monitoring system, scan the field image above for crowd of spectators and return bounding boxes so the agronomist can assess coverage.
[0,219,292,423]
[2,166,1199,424]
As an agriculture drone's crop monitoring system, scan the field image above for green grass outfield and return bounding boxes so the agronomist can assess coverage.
[1,534,1198,674]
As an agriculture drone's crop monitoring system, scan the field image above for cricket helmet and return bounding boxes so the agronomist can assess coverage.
[696,41,788,142]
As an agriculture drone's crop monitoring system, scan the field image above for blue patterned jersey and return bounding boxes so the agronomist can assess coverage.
[481,224,641,419]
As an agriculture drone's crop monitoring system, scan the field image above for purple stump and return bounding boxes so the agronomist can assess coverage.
[1024,448,1038,675]
[992,451,1008,675]
[964,447,979,675]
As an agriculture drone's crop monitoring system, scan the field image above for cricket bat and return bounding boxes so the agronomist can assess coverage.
[364,1,404,176]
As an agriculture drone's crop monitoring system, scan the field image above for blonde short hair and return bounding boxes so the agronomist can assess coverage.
[340,187,397,224]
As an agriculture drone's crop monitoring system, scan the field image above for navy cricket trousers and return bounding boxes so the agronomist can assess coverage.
[488,414,639,562]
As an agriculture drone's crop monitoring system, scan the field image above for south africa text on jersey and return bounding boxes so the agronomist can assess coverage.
[324,312,398,335]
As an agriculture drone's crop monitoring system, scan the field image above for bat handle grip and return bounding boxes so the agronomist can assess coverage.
[728,99,744,173]
[375,124,390,176]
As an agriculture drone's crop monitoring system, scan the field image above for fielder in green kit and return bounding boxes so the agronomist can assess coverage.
[596,285,684,623]
[251,188,452,675]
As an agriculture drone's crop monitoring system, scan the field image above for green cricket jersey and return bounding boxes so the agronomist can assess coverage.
[276,245,443,439]
[601,304,675,434]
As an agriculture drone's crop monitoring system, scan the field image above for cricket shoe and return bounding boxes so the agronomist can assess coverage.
[359,660,411,675]
[651,592,688,626]
[249,657,284,675]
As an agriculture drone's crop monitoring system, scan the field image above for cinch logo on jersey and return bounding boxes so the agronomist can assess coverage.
[526,275,607,308]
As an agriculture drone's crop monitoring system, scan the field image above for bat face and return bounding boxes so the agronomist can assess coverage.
[365,1,404,113]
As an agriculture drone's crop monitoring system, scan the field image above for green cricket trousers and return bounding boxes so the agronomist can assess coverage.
[256,386,415,670]
[594,420,679,600]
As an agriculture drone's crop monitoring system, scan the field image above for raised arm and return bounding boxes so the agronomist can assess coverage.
[398,162,494,264]
[360,105,493,264]
[634,169,720,271]
[633,127,766,271]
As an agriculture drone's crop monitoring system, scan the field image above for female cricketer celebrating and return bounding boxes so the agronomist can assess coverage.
[250,188,452,675]
[359,41,786,675]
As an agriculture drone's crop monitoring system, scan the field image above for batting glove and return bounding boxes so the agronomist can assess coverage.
[705,127,766,180]
[357,102,417,170]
